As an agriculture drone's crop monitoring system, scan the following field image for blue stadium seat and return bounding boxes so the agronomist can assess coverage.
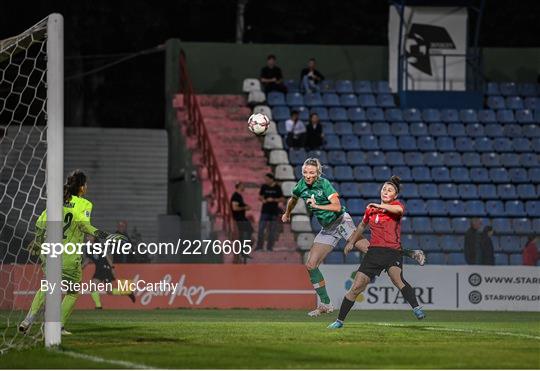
[347,199,365,215]
[341,135,361,150]
[366,107,385,121]
[505,200,525,216]
[534,219,540,233]
[277,121,288,135]
[512,138,531,152]
[403,108,422,122]
[272,106,290,121]
[486,200,505,216]
[353,166,373,181]
[412,166,431,182]
[360,135,378,150]
[310,106,329,121]
[506,96,524,110]
[426,199,447,215]
[515,109,534,124]
[492,218,513,234]
[334,166,354,181]
[446,200,465,216]
[524,97,540,110]
[329,107,348,121]
[455,137,474,152]
[521,153,539,167]
[424,151,444,166]
[513,218,531,234]
[372,81,391,94]
[517,184,536,200]
[398,136,417,151]
[347,107,366,121]
[485,82,500,95]
[321,121,334,135]
[493,137,513,152]
[427,253,446,264]
[494,253,508,265]
[328,150,347,165]
[509,254,522,265]
[340,94,358,107]
[323,166,334,180]
[286,92,303,106]
[517,83,539,97]
[432,217,452,233]
[307,150,328,163]
[422,109,441,123]
[366,151,385,165]
[386,151,405,166]
[489,168,510,183]
[503,124,522,138]
[379,135,398,151]
[450,167,470,182]
[340,182,361,197]
[451,217,469,233]
[392,166,413,181]
[401,183,419,198]
[373,166,392,181]
[323,93,340,107]
[404,152,423,166]
[474,137,493,152]
[499,235,521,253]
[448,253,466,265]
[458,184,478,199]
[411,123,429,136]
[385,108,403,122]
[509,168,528,183]
[334,121,353,135]
[289,148,307,165]
[390,122,409,135]
[465,123,485,137]
[431,167,451,182]
[335,80,354,94]
[320,80,335,93]
[358,94,377,107]
[296,106,310,121]
[294,165,302,180]
[372,122,390,135]
[464,200,486,216]
[497,109,515,124]
[401,234,418,250]
[324,135,341,150]
[459,109,478,123]
[487,96,505,109]
[354,80,372,94]
[478,109,497,124]
[304,92,323,107]
[285,79,300,93]
[500,82,517,96]
[417,136,435,151]
[439,183,459,199]
[412,217,432,233]
[377,94,395,108]
[443,152,462,167]
[526,200,540,217]
[440,235,462,251]
[353,121,371,136]
[481,152,500,167]
[359,183,379,198]
[346,151,367,165]
[447,123,466,137]
[484,123,504,137]
[267,92,286,106]
[533,138,540,152]
[430,123,448,137]
[406,199,426,215]
[325,251,343,264]
[441,109,459,123]
[470,167,490,183]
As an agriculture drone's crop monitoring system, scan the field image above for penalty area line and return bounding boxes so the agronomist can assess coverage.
[372,322,540,340]
[53,349,154,369]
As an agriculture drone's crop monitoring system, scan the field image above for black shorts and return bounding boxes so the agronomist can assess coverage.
[358,247,403,279]
[93,265,115,283]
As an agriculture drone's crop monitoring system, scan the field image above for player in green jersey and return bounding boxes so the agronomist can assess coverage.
[19,170,109,335]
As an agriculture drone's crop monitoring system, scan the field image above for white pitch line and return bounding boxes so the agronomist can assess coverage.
[372,322,540,340]
[55,349,154,369]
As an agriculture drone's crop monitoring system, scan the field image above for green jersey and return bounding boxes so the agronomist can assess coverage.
[292,177,345,227]
[36,195,97,267]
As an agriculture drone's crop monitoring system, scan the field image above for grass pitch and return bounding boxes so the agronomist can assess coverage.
[1,309,539,369]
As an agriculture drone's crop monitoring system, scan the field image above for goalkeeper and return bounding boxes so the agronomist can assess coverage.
[19,170,110,335]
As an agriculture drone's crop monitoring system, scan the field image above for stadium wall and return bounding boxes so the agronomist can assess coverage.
[177,42,540,93]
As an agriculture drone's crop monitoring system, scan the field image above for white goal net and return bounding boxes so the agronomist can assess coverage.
[0,15,63,354]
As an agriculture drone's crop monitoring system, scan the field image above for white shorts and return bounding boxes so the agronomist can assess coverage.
[313,212,356,248]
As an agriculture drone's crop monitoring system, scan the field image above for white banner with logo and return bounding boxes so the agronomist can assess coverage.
[388,6,468,92]
[320,265,540,312]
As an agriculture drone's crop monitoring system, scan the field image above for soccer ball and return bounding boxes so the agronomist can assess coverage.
[248,113,270,135]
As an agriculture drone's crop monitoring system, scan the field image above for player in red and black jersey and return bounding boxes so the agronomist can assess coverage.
[328,176,426,328]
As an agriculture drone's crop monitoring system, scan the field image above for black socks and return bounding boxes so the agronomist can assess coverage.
[338,297,356,322]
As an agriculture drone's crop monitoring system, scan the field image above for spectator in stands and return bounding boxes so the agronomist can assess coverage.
[464,218,482,265]
[260,54,287,94]
[256,173,285,251]
[285,110,306,148]
[523,235,538,266]
[300,58,325,93]
[479,226,495,265]
[231,182,253,259]
[305,113,324,151]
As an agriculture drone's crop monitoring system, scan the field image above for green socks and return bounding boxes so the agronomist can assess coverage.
[90,291,102,308]
[308,268,331,304]
[61,293,79,325]
[28,288,46,318]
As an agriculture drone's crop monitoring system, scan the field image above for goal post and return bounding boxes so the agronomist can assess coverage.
[44,13,64,348]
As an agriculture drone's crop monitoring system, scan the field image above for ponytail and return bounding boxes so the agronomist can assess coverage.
[384,175,401,194]
[63,170,87,203]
